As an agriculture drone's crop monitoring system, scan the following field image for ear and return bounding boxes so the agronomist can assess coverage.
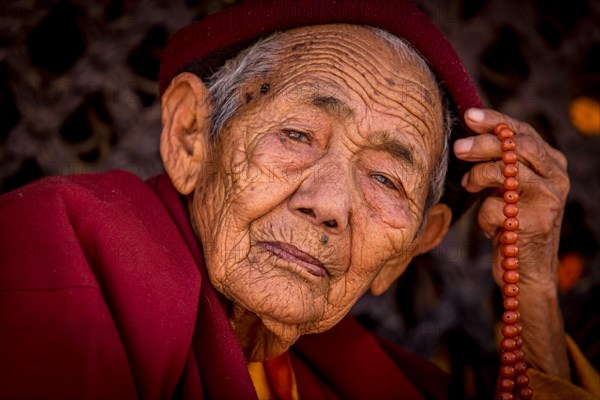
[370,203,452,296]
[160,72,212,195]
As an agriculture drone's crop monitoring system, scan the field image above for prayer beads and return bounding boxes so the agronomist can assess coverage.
[494,123,533,400]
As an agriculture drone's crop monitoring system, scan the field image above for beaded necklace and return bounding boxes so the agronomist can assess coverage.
[494,123,533,400]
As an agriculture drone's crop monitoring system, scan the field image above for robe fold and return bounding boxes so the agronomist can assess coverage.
[0,170,451,399]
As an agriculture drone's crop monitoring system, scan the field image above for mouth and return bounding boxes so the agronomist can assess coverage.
[257,241,328,277]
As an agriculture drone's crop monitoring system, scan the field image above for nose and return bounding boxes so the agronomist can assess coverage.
[288,161,351,233]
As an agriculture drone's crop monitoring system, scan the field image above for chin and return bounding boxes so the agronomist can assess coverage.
[216,262,331,327]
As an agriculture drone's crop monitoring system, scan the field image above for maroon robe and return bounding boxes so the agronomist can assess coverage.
[0,170,450,399]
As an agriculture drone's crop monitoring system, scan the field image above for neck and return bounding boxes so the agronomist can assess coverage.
[229,303,299,362]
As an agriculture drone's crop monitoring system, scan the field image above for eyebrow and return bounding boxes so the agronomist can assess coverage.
[309,94,354,120]
[294,88,418,167]
[370,131,416,168]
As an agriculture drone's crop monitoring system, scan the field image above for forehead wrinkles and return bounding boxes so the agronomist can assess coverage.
[272,26,443,153]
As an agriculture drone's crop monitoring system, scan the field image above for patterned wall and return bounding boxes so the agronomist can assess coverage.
[1,0,598,397]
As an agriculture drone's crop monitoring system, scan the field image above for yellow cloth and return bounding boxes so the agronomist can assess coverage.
[529,335,600,400]
[248,357,300,400]
[248,361,274,400]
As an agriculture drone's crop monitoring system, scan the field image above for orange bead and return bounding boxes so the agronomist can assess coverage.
[514,349,524,360]
[503,310,519,324]
[501,231,518,244]
[497,392,514,400]
[515,373,529,387]
[503,217,519,231]
[500,351,517,364]
[517,387,533,399]
[504,191,519,204]
[515,336,524,349]
[496,125,514,140]
[494,122,511,136]
[500,365,516,378]
[514,361,527,374]
[503,283,520,297]
[499,378,515,391]
[503,151,517,164]
[501,338,517,351]
[503,297,519,311]
[503,163,518,177]
[502,257,519,270]
[504,177,519,191]
[503,271,520,283]
[516,324,523,335]
[502,244,519,257]
[502,323,519,337]
[502,138,516,151]
[504,204,519,217]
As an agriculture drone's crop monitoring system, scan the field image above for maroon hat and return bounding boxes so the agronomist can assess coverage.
[160,0,481,111]
[158,0,483,221]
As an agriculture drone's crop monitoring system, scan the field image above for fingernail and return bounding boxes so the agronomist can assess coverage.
[454,137,473,154]
[466,108,484,122]
[461,173,469,187]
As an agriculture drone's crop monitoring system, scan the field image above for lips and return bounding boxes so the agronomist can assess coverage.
[258,241,328,277]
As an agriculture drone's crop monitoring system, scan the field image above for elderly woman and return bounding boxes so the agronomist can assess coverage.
[0,0,598,399]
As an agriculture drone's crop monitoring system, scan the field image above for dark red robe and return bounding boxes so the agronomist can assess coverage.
[0,170,450,399]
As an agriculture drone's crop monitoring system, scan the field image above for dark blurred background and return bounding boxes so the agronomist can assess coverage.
[0,0,598,398]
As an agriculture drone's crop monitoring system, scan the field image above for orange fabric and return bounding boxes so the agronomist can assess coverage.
[248,362,273,400]
[527,335,600,400]
[264,353,299,400]
[249,353,299,400]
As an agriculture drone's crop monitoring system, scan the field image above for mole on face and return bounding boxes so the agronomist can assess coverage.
[386,78,396,86]
[260,83,270,94]
[245,92,254,103]
[320,234,329,245]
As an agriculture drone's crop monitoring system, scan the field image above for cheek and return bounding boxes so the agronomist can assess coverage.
[251,133,313,180]
[356,172,412,229]
[227,130,321,218]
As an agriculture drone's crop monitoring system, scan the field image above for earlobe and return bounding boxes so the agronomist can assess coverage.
[160,72,212,195]
[369,203,452,296]
[413,203,452,256]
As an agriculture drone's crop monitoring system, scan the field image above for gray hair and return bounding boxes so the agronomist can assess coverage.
[201,26,454,216]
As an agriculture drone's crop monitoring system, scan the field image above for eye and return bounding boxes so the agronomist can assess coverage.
[371,173,398,191]
[282,129,310,143]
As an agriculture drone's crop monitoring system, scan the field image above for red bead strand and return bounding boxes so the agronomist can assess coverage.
[494,123,533,399]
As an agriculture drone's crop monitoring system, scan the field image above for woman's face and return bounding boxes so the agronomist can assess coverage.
[191,24,444,355]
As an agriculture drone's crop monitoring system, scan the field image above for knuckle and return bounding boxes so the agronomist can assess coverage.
[556,151,568,169]
[539,212,559,234]
[477,162,501,184]
[522,122,537,135]
[558,174,571,198]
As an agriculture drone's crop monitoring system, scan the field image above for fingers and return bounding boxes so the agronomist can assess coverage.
[461,161,503,193]
[455,108,568,178]
[477,195,504,239]
[454,134,556,179]
[462,159,544,195]
[463,108,567,171]
[464,108,524,136]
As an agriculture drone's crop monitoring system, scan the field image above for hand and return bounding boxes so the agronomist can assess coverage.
[454,108,571,379]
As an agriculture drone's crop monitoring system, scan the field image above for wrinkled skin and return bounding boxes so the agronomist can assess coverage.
[160,23,570,379]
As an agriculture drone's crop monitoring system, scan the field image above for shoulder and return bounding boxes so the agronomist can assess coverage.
[1,169,153,210]
[0,170,200,397]
[0,170,183,290]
